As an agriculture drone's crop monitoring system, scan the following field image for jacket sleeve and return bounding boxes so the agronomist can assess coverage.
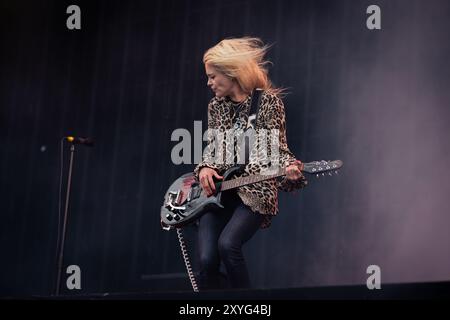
[193,99,229,179]
[262,94,308,192]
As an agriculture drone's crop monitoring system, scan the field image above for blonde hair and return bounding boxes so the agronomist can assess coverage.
[203,37,283,95]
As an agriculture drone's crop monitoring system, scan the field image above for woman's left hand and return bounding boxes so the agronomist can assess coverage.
[286,160,304,181]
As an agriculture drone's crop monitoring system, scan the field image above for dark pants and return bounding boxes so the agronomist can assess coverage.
[197,192,263,290]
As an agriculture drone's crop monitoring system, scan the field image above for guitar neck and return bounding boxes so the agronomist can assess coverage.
[221,167,288,191]
[219,160,342,191]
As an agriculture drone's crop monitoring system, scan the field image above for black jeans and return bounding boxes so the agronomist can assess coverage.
[197,191,263,290]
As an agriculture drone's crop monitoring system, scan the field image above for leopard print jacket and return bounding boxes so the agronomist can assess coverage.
[194,90,307,228]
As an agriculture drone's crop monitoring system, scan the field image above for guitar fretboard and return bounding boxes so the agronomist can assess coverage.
[221,167,288,190]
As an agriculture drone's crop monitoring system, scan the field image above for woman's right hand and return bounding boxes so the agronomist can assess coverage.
[199,167,223,197]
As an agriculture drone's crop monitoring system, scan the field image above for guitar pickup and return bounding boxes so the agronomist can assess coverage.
[187,188,192,202]
[167,190,184,205]
[165,190,186,212]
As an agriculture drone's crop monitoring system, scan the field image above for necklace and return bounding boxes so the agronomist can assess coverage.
[229,97,248,130]
[229,99,248,130]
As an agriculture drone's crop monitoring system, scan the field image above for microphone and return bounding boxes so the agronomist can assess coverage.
[65,136,94,147]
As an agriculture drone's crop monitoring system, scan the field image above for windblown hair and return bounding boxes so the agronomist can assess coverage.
[203,37,283,95]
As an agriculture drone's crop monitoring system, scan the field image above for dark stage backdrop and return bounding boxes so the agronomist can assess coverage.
[1,0,450,296]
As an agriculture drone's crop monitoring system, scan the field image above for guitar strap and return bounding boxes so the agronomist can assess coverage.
[241,89,263,165]
[247,88,263,130]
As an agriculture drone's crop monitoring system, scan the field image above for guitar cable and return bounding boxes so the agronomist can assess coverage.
[176,228,199,292]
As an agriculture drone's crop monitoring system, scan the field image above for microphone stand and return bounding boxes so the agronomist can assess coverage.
[55,144,75,295]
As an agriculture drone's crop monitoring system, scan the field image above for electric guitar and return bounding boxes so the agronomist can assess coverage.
[160,160,343,230]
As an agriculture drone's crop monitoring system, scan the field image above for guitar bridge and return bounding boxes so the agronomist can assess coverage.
[165,190,186,212]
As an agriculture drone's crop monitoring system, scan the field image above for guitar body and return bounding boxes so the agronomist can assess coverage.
[160,166,243,229]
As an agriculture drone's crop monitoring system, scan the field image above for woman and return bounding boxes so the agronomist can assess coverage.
[194,37,307,290]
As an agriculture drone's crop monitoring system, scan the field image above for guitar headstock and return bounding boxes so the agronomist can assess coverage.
[302,160,343,178]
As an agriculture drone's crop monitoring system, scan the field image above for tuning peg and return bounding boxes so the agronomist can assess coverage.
[335,170,339,175]
[316,174,320,179]
[322,173,325,176]
[328,172,332,176]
